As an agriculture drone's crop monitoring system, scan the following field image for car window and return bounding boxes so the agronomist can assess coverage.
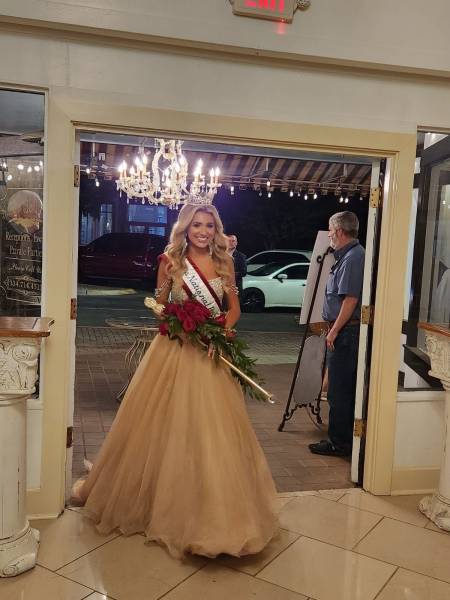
[250,262,287,276]
[122,236,148,254]
[247,252,273,265]
[248,251,310,264]
[278,265,309,279]
[92,236,118,253]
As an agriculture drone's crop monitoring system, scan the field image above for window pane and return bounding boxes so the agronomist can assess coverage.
[99,203,112,235]
[280,265,309,279]
[0,90,45,316]
[128,204,167,224]
[401,133,450,390]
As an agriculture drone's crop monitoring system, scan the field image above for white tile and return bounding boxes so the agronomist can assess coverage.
[376,568,450,600]
[218,528,300,575]
[57,534,205,600]
[32,509,119,571]
[339,492,429,527]
[355,518,450,583]
[257,536,395,600]
[278,494,382,549]
[0,565,92,600]
[162,563,306,599]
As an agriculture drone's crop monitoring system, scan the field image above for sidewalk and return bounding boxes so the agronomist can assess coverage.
[76,326,303,364]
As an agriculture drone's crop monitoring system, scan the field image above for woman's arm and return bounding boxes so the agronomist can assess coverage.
[224,256,241,330]
[154,255,172,305]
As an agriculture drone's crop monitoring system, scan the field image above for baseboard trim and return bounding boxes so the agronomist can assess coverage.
[391,467,440,495]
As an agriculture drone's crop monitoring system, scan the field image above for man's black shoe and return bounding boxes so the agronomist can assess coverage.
[308,440,351,457]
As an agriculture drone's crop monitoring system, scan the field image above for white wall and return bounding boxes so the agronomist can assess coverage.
[2,0,450,75]
[0,30,450,135]
[394,391,445,469]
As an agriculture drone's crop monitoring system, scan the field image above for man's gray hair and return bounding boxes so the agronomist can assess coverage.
[329,211,359,238]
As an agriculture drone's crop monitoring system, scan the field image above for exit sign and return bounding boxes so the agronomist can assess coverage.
[232,0,297,23]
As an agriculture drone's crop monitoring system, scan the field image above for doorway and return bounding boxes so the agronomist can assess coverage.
[70,130,383,496]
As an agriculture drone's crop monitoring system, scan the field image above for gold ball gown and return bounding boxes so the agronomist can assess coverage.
[73,277,278,559]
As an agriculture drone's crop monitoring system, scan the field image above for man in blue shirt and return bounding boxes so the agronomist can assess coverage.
[309,211,365,457]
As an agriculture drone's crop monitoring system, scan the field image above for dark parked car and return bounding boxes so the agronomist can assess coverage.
[78,233,167,284]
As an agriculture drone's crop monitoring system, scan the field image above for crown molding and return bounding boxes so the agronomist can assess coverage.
[1,15,450,83]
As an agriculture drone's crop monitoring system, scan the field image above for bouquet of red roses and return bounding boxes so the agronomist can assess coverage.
[157,299,268,401]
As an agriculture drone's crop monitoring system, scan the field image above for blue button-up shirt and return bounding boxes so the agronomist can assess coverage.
[322,240,365,322]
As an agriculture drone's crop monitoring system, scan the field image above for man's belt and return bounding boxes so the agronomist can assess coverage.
[327,319,360,328]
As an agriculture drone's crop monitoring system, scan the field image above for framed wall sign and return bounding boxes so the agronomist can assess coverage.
[231,0,300,23]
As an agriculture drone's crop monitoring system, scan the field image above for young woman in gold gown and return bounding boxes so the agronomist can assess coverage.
[73,203,278,559]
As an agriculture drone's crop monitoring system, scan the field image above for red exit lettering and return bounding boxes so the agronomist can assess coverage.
[245,0,285,12]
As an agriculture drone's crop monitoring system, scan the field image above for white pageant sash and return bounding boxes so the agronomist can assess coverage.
[183,259,222,315]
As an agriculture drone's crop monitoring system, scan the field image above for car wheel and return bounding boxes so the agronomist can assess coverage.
[242,288,265,312]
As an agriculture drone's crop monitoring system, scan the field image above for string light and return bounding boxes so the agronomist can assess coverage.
[27,166,32,173]
[230,185,235,195]
[268,191,272,198]
[289,190,294,197]
[95,178,100,187]
[17,163,24,171]
[6,174,12,181]
[86,167,91,175]
[304,193,308,200]
[313,192,318,199]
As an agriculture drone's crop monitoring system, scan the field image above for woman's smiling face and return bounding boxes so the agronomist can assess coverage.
[187,210,216,250]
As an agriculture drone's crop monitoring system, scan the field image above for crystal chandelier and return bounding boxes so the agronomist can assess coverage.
[116,139,221,209]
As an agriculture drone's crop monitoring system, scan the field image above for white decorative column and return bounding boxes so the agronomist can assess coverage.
[0,317,53,577]
[418,323,450,531]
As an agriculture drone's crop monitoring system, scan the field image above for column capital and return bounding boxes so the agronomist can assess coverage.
[423,329,450,387]
[0,337,41,402]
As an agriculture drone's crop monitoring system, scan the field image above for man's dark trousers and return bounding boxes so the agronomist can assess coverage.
[327,324,360,453]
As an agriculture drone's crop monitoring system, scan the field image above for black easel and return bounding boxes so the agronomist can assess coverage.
[278,247,333,432]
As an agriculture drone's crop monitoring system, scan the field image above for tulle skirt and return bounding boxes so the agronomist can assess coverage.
[73,334,278,559]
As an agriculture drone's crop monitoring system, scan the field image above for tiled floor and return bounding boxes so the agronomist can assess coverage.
[73,330,352,492]
[5,489,449,599]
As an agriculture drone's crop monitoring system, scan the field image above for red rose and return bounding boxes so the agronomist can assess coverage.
[190,305,209,324]
[174,305,187,321]
[179,301,207,325]
[181,315,197,333]
[164,303,178,316]
[159,322,169,336]
[214,313,226,327]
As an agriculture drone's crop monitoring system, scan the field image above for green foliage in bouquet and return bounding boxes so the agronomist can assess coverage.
[158,299,266,401]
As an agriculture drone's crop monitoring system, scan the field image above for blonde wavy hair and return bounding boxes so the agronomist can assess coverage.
[166,204,232,290]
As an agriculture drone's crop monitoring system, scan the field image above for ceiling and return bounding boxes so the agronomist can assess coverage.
[80,139,373,196]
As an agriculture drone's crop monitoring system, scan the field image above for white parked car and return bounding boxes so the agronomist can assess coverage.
[246,249,312,274]
[241,262,310,312]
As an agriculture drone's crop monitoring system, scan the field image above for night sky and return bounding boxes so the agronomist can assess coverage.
[80,177,369,257]
[214,187,369,256]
